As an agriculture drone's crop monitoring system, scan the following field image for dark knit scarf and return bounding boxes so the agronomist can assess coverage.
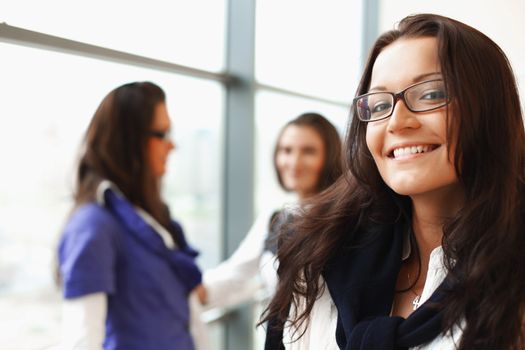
[265,222,451,350]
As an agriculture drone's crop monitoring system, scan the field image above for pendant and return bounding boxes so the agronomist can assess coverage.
[412,295,421,310]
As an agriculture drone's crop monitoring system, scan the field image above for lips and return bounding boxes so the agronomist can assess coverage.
[388,144,439,158]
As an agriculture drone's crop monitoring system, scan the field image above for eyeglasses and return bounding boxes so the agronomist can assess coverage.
[148,129,172,142]
[353,79,449,122]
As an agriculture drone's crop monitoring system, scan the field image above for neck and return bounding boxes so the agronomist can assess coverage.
[406,185,464,291]
[297,190,314,203]
[410,184,464,258]
[411,210,444,261]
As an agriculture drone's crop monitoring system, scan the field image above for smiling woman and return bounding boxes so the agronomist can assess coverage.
[201,113,342,331]
[263,14,525,350]
[363,37,463,319]
[275,124,326,200]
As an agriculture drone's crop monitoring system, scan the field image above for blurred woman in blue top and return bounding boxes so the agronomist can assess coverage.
[58,81,202,350]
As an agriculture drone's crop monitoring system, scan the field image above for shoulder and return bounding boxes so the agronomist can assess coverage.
[60,203,122,253]
[341,220,399,249]
[244,208,279,235]
[66,203,121,231]
[323,221,401,278]
[59,203,122,298]
[258,206,282,222]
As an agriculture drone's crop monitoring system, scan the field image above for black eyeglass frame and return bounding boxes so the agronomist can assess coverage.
[353,78,449,123]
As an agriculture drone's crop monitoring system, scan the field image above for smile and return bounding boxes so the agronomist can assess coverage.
[389,144,439,159]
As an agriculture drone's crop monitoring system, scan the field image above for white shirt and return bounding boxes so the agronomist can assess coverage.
[203,207,280,310]
[284,246,462,350]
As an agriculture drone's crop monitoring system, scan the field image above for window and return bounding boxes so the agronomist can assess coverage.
[0,25,224,350]
[2,0,226,71]
[255,0,363,101]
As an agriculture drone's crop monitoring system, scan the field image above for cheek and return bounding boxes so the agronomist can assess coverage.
[275,154,286,171]
[365,126,381,159]
[307,154,325,177]
[315,155,325,172]
[146,141,164,168]
[146,141,156,163]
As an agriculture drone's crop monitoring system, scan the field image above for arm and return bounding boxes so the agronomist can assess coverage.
[202,209,275,309]
[188,288,211,350]
[58,205,119,348]
[61,293,107,350]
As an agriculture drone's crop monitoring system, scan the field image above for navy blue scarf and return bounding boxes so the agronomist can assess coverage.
[265,222,450,350]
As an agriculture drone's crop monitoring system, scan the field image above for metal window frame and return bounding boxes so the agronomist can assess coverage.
[0,22,232,83]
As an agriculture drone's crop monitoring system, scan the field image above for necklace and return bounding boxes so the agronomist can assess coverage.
[407,272,422,310]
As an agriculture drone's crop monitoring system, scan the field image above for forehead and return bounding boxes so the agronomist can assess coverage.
[279,125,323,147]
[151,102,170,129]
[370,37,440,90]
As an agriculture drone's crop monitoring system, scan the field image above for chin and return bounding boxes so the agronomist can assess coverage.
[283,181,297,191]
[385,180,422,197]
[390,188,414,196]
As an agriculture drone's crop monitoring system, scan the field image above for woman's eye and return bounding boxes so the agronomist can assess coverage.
[372,101,392,113]
[303,147,318,155]
[420,89,446,101]
[279,147,292,154]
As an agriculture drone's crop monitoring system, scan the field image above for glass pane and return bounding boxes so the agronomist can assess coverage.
[0,42,223,349]
[1,0,226,72]
[254,90,349,215]
[255,0,363,102]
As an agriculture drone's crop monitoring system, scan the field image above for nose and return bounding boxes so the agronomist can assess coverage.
[386,99,421,133]
[288,151,301,169]
[168,139,176,151]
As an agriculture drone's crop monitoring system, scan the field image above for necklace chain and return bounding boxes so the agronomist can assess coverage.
[407,272,422,310]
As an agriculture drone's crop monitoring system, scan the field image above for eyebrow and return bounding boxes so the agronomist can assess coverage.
[369,72,442,92]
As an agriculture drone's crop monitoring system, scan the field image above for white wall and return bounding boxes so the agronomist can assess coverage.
[378,0,525,107]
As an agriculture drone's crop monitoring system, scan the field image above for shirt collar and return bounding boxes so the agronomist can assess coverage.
[96,180,176,249]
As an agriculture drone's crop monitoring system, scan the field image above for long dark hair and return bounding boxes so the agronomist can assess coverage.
[75,81,173,231]
[263,14,525,349]
[273,112,343,193]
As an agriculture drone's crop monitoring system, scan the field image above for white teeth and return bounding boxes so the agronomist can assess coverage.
[392,145,431,158]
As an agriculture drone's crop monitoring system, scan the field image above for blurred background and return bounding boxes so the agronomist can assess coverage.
[0,0,523,349]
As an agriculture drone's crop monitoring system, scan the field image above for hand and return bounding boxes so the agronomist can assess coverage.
[194,283,208,304]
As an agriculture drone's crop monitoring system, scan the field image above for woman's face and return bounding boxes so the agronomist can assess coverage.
[365,37,460,203]
[147,102,175,178]
[276,125,325,199]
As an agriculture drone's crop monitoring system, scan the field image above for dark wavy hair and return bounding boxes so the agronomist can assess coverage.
[263,14,525,350]
[273,112,343,193]
[74,81,174,232]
